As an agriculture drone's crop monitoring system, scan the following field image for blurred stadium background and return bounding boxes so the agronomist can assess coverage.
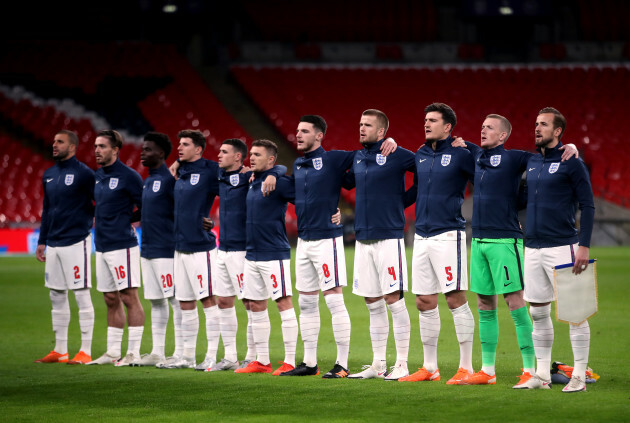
[1,0,628,253]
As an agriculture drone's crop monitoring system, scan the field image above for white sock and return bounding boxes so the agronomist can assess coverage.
[203,305,220,361]
[74,288,94,356]
[220,306,238,362]
[252,310,271,365]
[367,299,389,364]
[299,294,320,367]
[419,307,440,373]
[150,299,169,357]
[127,326,144,356]
[169,297,183,357]
[325,293,350,369]
[107,327,124,357]
[181,309,199,361]
[530,305,554,380]
[245,309,256,361]
[570,320,590,380]
[50,289,70,354]
[451,302,474,372]
[388,298,410,363]
[280,308,298,367]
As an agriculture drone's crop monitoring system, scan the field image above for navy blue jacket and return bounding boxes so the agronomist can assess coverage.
[174,158,220,253]
[524,142,595,248]
[38,156,95,247]
[94,159,143,252]
[141,164,175,259]
[414,137,475,237]
[217,165,286,252]
[245,170,295,261]
[292,147,354,240]
[344,139,416,240]
[469,143,531,239]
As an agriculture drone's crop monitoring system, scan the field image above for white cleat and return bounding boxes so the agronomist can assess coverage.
[161,356,195,369]
[195,356,216,371]
[115,353,141,367]
[347,364,387,379]
[136,353,165,367]
[155,355,183,369]
[86,352,121,365]
[562,375,586,393]
[208,358,239,371]
[512,373,552,389]
[384,362,409,381]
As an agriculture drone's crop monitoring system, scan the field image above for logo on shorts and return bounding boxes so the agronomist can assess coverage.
[548,163,560,174]
[376,154,386,166]
[190,174,200,185]
[313,157,323,170]
[109,178,119,189]
[490,155,501,167]
[230,174,240,186]
[65,174,74,185]
[441,154,451,167]
[152,180,161,192]
[273,290,280,295]
[353,278,359,289]
[45,272,49,282]
[446,281,455,287]
[389,282,397,288]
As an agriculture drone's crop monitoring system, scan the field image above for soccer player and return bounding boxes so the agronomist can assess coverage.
[523,107,595,393]
[345,109,416,381]
[235,140,298,375]
[35,130,95,365]
[88,130,145,366]
[135,132,184,366]
[399,103,476,384]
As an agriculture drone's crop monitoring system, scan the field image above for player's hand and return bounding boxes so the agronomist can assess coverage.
[572,245,589,275]
[262,175,277,196]
[331,208,341,225]
[451,136,466,148]
[380,137,397,156]
[559,143,579,162]
[36,244,46,262]
[169,161,181,180]
[202,217,214,232]
[240,166,251,173]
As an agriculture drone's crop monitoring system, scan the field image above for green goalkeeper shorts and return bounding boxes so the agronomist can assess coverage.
[470,238,524,296]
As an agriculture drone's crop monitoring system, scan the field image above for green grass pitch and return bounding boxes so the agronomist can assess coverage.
[0,247,628,422]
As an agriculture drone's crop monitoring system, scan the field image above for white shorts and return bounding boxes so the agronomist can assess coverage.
[141,257,175,300]
[352,239,408,298]
[412,231,468,295]
[44,235,92,291]
[242,258,292,301]
[96,246,141,293]
[524,243,578,303]
[174,249,217,302]
[296,236,347,293]
[215,250,246,299]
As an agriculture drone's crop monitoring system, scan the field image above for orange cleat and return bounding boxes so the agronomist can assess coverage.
[234,360,273,374]
[398,367,440,382]
[447,367,473,385]
[34,351,69,363]
[461,370,497,385]
[272,361,295,376]
[67,351,92,365]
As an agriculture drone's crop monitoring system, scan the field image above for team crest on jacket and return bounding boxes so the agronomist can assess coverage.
[109,178,119,189]
[230,174,240,186]
[190,174,200,185]
[64,174,74,185]
[549,163,560,174]
[376,154,387,166]
[313,157,323,170]
[490,155,501,167]
[152,180,161,192]
[441,154,451,166]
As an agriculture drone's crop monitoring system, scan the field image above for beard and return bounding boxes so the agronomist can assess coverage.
[53,150,69,161]
[535,135,554,148]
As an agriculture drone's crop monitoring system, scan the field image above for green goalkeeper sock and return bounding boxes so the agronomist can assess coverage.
[479,309,498,374]
[510,306,535,371]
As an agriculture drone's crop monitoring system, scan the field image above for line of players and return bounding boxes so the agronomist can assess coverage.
[35,103,594,392]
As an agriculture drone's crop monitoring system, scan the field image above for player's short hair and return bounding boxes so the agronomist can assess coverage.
[300,115,327,135]
[424,103,457,132]
[97,129,123,150]
[222,138,248,162]
[177,129,206,151]
[486,114,512,142]
[362,109,389,134]
[144,131,172,159]
[538,107,566,140]
[252,139,278,160]
[57,129,79,146]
